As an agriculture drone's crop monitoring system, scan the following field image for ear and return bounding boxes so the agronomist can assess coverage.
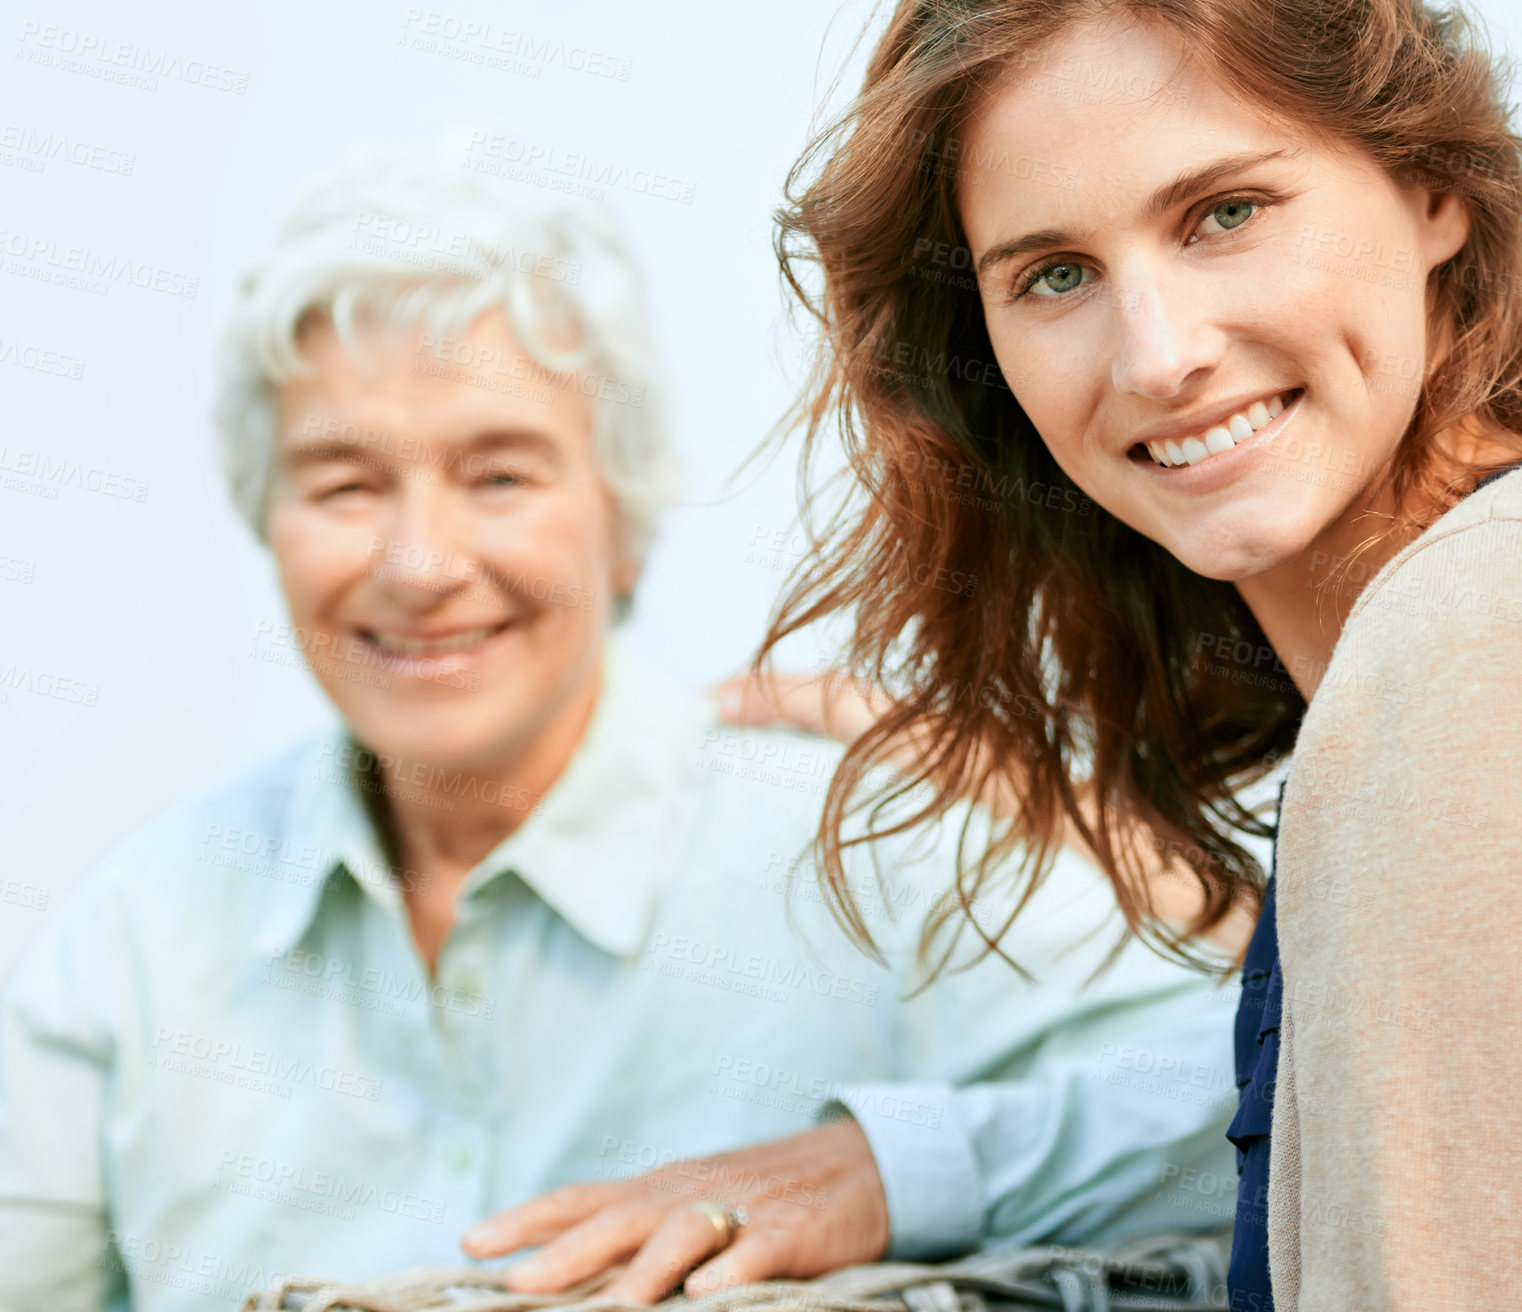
[612,553,639,598]
[1410,187,1471,272]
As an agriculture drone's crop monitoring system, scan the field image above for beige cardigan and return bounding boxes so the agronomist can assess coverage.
[1268,469,1522,1307]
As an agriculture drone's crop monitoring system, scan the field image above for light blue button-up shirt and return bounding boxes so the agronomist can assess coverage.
[0,637,1241,1312]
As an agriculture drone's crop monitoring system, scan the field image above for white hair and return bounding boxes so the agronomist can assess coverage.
[213,163,684,592]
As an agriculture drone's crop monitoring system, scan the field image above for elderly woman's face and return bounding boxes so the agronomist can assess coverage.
[955,14,1470,582]
[267,312,631,772]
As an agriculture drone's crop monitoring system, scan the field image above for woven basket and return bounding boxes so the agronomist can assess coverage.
[242,1231,1232,1312]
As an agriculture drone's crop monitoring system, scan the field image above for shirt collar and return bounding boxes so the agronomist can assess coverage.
[250,727,402,959]
[253,634,705,960]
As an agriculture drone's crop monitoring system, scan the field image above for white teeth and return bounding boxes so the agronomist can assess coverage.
[369,625,501,656]
[1144,390,1296,467]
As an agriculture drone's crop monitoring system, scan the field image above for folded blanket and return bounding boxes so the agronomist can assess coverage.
[242,1232,1232,1312]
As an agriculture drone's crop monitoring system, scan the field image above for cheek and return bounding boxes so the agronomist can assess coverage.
[1351,300,1430,412]
[484,492,621,579]
[987,330,1091,466]
[267,510,373,616]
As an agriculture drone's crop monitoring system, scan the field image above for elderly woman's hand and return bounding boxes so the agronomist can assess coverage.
[711,666,1017,817]
[460,1119,889,1304]
[711,668,890,745]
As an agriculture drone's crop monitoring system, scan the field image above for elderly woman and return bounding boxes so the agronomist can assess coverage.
[0,168,1242,1311]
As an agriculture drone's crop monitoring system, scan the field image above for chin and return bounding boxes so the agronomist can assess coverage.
[1167,523,1316,583]
[346,702,526,772]
[1121,459,1347,583]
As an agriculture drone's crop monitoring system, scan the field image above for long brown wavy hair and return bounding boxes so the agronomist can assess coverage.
[756,0,1522,977]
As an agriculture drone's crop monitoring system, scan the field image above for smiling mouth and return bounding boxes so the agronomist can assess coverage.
[356,620,513,660]
[1129,388,1304,469]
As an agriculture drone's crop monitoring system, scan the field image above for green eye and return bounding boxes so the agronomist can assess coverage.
[1010,193,1266,305]
[1020,261,1088,299]
[1038,264,1084,294]
[1199,198,1255,234]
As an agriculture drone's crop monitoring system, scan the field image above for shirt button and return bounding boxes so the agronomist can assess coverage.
[455,974,484,999]
[445,1144,473,1173]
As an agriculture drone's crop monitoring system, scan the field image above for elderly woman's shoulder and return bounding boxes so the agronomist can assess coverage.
[53,730,340,910]
[6,732,340,1007]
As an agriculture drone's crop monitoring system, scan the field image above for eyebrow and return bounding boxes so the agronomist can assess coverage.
[974,147,1301,278]
[282,427,567,469]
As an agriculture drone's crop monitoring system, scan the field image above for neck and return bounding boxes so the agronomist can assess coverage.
[1234,485,1413,701]
[1235,418,1520,700]
[368,663,604,888]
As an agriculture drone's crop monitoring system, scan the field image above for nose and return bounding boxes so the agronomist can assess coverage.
[1108,261,1224,400]
[370,482,473,610]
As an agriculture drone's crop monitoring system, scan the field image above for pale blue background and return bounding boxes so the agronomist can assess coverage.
[2,0,1519,976]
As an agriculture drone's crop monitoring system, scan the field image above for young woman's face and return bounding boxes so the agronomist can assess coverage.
[955,14,1470,582]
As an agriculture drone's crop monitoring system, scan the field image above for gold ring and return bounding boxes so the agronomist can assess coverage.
[690,1201,749,1248]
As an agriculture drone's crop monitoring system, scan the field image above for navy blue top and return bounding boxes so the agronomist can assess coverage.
[1224,462,1522,1309]
[1225,786,1284,1311]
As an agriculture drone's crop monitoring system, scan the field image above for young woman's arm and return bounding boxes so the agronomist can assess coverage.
[1271,490,1522,1308]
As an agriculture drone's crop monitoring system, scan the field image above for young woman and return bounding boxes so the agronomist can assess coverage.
[721,0,1522,1306]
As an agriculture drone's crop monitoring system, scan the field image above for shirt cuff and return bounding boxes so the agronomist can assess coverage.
[816,1081,983,1259]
